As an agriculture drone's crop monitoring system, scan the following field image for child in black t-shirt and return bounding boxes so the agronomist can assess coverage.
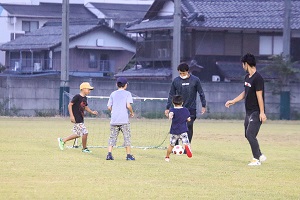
[57,82,98,153]
[165,95,192,162]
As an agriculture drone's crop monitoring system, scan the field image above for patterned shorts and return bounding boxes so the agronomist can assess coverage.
[170,132,190,146]
[72,123,88,137]
[108,124,131,147]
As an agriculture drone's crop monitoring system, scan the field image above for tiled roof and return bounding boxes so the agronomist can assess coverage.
[127,0,300,31]
[0,3,96,19]
[216,61,276,81]
[0,20,133,51]
[90,3,150,23]
[115,67,171,78]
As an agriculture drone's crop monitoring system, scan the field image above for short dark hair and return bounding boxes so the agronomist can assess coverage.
[241,53,256,67]
[172,95,183,106]
[117,82,126,88]
[177,62,189,72]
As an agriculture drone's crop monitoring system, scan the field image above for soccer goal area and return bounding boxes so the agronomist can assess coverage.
[63,92,170,149]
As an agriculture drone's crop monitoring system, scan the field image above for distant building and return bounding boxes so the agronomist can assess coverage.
[122,0,300,81]
[0,20,136,77]
[86,2,150,34]
[0,2,96,64]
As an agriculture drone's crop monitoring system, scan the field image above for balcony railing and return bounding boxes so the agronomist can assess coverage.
[6,59,115,74]
[136,39,172,61]
[8,58,55,73]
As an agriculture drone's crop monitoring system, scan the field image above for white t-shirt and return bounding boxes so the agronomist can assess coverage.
[107,90,133,125]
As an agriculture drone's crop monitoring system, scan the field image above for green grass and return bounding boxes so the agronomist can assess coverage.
[0,117,299,200]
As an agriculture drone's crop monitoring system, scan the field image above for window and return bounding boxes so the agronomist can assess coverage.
[259,36,283,55]
[99,54,109,72]
[22,21,39,33]
[89,53,97,68]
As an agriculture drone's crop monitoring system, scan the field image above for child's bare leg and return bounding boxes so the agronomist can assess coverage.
[108,146,113,153]
[166,145,174,158]
[63,134,78,143]
[125,146,131,154]
[82,134,88,149]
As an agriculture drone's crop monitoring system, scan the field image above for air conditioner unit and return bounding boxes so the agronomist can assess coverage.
[34,63,42,72]
[212,75,220,82]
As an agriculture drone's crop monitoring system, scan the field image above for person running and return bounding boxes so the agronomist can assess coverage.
[58,82,98,153]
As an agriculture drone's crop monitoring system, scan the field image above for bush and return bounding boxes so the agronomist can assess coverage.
[0,98,20,116]
[35,109,58,117]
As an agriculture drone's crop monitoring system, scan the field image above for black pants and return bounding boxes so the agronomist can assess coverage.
[176,109,197,145]
[244,111,262,160]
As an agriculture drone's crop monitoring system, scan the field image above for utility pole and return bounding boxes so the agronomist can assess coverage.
[283,0,291,58]
[59,0,70,115]
[172,0,181,80]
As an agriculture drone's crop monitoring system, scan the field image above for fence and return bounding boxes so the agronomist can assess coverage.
[0,74,300,119]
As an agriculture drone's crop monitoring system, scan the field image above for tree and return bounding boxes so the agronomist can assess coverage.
[262,54,300,119]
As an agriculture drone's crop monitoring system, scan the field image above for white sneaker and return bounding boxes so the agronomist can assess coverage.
[259,154,267,162]
[248,158,261,166]
[165,157,170,162]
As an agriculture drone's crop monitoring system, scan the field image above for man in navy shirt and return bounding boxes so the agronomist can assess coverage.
[165,63,206,144]
[165,95,192,162]
[225,53,267,166]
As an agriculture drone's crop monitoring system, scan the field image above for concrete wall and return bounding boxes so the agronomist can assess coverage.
[0,74,299,119]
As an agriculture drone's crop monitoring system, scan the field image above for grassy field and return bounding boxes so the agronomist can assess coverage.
[0,117,299,200]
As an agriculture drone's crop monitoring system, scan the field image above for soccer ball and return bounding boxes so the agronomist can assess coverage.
[172,145,184,155]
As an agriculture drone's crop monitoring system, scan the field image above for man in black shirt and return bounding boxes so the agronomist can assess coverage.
[165,63,206,144]
[225,53,267,166]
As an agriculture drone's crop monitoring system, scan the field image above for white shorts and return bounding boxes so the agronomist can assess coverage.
[170,132,189,146]
[72,123,88,137]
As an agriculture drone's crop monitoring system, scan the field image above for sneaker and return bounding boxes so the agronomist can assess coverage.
[106,154,114,160]
[126,154,135,161]
[82,148,92,153]
[185,145,193,158]
[248,158,261,166]
[165,157,170,162]
[259,154,267,162]
[57,138,65,150]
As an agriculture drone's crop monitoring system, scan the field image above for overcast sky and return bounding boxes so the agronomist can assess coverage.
[0,0,153,4]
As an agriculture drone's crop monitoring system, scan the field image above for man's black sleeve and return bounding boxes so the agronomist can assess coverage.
[197,79,206,108]
[166,81,176,109]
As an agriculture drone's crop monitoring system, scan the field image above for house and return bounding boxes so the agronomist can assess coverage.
[0,20,136,77]
[122,0,300,81]
[86,2,151,34]
[0,2,97,64]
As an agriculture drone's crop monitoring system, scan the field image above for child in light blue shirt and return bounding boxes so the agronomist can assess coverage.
[106,77,135,161]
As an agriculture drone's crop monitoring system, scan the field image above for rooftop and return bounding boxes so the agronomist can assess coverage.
[127,0,300,32]
[0,2,96,19]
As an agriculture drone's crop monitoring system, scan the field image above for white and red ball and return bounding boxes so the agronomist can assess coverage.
[172,145,184,155]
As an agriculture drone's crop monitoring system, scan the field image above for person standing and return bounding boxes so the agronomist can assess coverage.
[165,62,206,144]
[106,77,135,161]
[225,53,267,166]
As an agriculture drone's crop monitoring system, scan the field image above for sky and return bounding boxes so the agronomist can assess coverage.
[0,0,154,4]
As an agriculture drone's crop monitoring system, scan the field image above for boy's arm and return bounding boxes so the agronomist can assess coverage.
[126,102,134,117]
[168,112,174,120]
[68,102,75,123]
[187,117,191,122]
[225,91,245,108]
[108,106,112,111]
[256,90,267,122]
[85,106,98,115]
